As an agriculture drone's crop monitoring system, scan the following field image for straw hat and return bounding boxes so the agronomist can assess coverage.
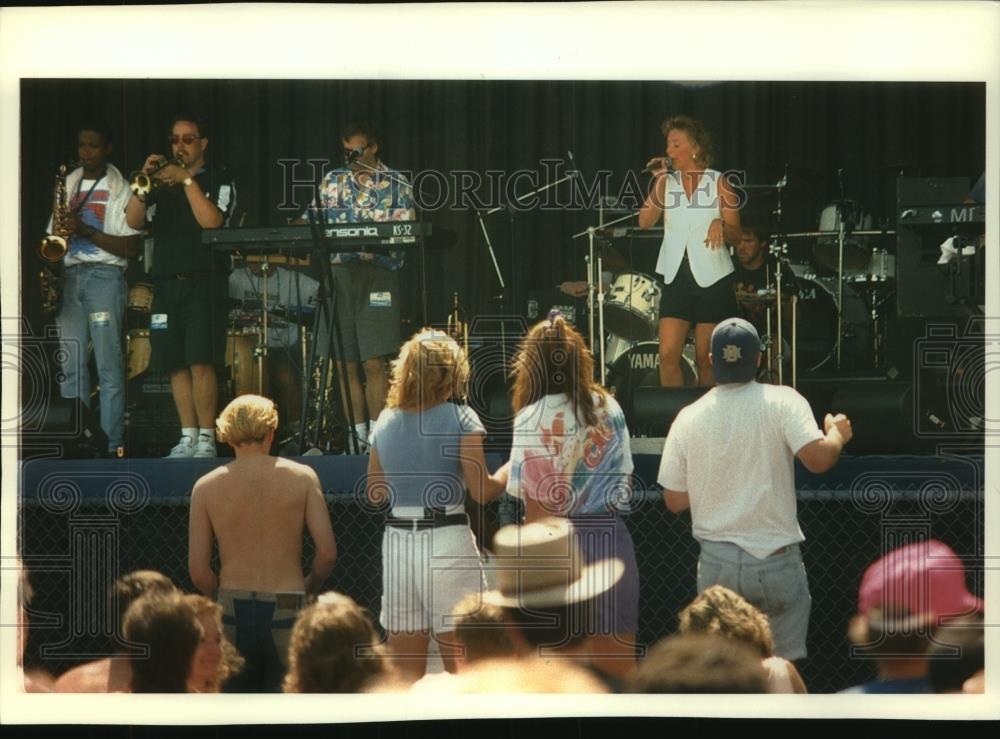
[483,517,624,609]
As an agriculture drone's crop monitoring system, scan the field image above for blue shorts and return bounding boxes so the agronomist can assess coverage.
[570,514,640,638]
[695,539,811,660]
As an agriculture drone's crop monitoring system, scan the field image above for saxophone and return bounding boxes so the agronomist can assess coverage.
[39,164,70,316]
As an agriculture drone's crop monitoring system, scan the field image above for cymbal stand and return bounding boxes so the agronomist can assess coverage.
[834,168,850,369]
[767,165,795,387]
[255,258,270,395]
[573,211,636,383]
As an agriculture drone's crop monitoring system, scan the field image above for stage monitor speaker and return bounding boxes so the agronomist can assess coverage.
[22,396,108,459]
[630,386,710,438]
[828,381,919,455]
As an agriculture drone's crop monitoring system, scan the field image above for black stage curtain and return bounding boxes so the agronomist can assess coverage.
[19,79,985,334]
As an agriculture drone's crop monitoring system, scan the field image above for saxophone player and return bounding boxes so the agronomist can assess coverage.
[45,122,141,456]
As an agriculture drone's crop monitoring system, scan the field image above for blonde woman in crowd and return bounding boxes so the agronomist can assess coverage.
[366,329,509,683]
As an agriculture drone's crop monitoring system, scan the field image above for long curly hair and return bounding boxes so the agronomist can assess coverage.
[677,585,774,658]
[282,592,390,693]
[510,312,607,428]
[386,329,469,411]
[183,594,245,691]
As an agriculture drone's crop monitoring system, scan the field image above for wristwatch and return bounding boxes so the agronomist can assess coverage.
[182,176,193,187]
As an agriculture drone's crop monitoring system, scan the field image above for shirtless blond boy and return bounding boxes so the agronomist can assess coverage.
[188,394,337,692]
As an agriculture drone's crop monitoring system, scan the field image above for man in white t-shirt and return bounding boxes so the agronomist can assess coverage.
[45,123,141,454]
[657,317,852,660]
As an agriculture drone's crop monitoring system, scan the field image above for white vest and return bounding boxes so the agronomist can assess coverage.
[654,168,734,287]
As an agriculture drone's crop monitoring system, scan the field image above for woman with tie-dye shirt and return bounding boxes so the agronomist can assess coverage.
[506,310,639,677]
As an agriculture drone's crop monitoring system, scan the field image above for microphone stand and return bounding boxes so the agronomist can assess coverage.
[475,207,508,365]
[475,157,580,371]
[298,182,361,455]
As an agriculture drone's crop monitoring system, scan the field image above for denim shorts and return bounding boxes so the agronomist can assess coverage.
[696,539,811,660]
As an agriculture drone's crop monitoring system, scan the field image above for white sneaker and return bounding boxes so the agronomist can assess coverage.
[193,437,217,458]
[166,436,195,459]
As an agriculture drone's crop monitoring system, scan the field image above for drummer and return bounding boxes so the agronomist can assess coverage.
[732,221,799,338]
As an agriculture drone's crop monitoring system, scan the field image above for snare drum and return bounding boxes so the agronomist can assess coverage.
[127,283,154,313]
[813,202,873,274]
[126,329,151,380]
[226,329,268,396]
[604,272,662,340]
[848,249,895,284]
[606,341,697,418]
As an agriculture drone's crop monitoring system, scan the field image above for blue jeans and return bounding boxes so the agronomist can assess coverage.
[696,539,811,660]
[56,264,126,451]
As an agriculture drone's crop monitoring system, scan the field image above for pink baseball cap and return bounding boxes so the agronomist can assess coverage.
[858,539,983,622]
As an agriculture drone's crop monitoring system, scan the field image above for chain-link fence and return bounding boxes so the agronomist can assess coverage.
[18,456,983,694]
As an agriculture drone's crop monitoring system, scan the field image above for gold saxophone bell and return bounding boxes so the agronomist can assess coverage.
[38,163,70,264]
[39,234,68,262]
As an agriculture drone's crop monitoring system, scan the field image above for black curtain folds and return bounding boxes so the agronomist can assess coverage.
[19,79,986,333]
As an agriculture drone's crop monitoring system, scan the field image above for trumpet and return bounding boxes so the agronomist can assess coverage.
[39,164,70,263]
[129,153,185,197]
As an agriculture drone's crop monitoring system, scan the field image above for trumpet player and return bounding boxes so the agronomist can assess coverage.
[125,114,236,459]
[45,122,141,455]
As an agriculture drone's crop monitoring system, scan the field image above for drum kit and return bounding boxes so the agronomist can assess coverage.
[571,178,896,397]
[124,256,278,396]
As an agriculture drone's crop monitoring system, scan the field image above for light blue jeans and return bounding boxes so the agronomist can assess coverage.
[56,264,126,451]
[696,539,812,660]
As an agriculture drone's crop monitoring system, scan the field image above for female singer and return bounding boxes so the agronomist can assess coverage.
[639,115,742,386]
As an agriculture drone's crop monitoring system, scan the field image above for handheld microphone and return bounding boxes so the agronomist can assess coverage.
[641,158,672,175]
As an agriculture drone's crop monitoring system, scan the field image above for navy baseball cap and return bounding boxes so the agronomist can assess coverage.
[711,317,761,384]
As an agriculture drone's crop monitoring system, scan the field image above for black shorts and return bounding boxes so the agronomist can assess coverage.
[658,257,738,325]
[149,273,228,373]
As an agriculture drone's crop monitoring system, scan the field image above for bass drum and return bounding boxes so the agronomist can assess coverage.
[606,341,697,419]
[793,277,871,373]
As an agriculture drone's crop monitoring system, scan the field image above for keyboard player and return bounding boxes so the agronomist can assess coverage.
[292,121,415,453]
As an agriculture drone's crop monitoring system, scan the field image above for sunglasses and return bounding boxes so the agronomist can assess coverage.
[168,134,202,145]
